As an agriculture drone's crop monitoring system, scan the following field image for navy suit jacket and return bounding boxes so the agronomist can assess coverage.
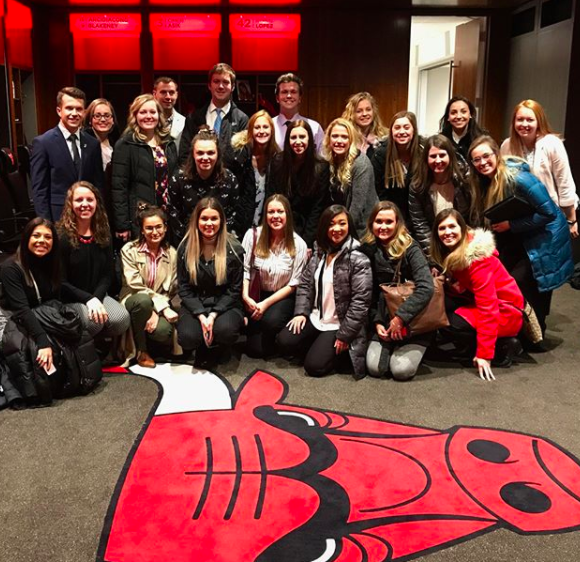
[30,126,104,221]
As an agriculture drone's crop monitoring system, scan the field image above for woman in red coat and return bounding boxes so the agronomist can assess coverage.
[430,208,524,381]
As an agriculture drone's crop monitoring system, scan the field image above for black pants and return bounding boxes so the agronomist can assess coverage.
[441,312,516,360]
[177,308,244,352]
[277,318,350,377]
[245,293,295,358]
[498,237,551,333]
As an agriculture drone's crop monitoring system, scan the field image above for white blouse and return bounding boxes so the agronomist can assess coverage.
[429,181,455,216]
[500,135,578,208]
[242,227,308,292]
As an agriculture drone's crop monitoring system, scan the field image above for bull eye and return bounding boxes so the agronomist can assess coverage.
[276,410,319,427]
[467,439,511,463]
[500,482,552,514]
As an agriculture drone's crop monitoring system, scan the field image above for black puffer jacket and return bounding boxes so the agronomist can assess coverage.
[2,301,102,407]
[294,237,372,379]
[111,135,178,234]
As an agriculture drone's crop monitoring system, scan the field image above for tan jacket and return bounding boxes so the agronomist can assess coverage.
[119,240,178,312]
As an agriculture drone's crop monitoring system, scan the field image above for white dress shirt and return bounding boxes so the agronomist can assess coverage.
[242,226,308,292]
[205,101,232,130]
[58,122,82,160]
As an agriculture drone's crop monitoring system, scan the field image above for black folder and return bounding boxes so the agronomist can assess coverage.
[484,195,534,223]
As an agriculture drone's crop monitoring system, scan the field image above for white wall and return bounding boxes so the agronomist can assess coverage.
[504,4,574,137]
[408,16,472,136]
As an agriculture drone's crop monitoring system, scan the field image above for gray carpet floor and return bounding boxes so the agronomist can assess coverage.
[1,285,579,562]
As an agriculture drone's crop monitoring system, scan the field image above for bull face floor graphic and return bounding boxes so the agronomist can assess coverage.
[98,365,580,562]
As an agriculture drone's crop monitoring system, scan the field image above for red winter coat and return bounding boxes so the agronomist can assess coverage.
[450,229,524,360]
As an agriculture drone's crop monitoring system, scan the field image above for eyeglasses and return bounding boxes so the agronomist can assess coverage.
[471,152,494,165]
[93,113,113,121]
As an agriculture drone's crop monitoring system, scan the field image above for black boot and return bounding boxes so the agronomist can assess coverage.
[492,337,523,368]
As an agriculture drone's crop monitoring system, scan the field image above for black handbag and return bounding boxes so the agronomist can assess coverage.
[248,227,261,302]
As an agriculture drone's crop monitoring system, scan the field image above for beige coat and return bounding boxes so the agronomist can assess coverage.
[118,241,181,365]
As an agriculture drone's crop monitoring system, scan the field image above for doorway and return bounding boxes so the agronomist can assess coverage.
[408,16,487,137]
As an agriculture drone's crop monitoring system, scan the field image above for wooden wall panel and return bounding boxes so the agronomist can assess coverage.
[481,9,511,142]
[565,5,580,199]
[32,7,74,134]
[453,18,481,102]
[299,8,412,133]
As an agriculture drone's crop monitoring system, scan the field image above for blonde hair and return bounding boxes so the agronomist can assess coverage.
[324,118,360,190]
[341,92,387,139]
[506,99,558,157]
[361,201,412,259]
[182,197,237,286]
[468,135,520,213]
[124,94,170,143]
[256,194,296,259]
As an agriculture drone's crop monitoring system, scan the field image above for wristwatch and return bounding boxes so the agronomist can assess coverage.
[567,219,577,225]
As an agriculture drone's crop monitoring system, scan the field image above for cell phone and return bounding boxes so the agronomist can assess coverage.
[44,363,57,376]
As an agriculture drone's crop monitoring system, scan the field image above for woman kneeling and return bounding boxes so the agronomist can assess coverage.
[360,201,434,381]
[119,205,178,368]
[277,205,372,379]
[241,194,308,358]
[431,209,524,381]
[177,197,245,366]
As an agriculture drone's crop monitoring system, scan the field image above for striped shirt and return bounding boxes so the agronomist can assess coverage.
[242,227,308,292]
[138,242,168,290]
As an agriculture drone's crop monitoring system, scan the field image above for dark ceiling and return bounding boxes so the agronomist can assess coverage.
[24,0,528,9]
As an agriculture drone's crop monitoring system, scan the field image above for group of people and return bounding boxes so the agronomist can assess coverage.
[0,62,576,409]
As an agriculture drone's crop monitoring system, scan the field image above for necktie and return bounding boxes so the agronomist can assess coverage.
[214,109,223,133]
[69,133,81,176]
[285,120,292,128]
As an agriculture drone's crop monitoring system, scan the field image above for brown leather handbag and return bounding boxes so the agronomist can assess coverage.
[380,259,449,335]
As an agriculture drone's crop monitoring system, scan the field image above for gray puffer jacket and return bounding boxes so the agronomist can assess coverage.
[294,237,372,379]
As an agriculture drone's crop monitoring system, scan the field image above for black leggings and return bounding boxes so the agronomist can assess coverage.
[245,293,295,358]
[277,318,351,377]
[177,308,244,352]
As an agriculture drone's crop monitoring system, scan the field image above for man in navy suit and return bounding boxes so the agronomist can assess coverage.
[31,86,104,221]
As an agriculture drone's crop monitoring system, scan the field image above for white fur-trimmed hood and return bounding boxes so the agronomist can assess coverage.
[463,228,496,267]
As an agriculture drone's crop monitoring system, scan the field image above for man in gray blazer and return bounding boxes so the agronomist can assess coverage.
[30,86,104,221]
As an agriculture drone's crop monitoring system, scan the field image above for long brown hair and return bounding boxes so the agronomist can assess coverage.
[57,181,111,248]
[385,111,421,189]
[182,197,237,285]
[430,208,471,272]
[255,194,296,259]
[182,126,225,181]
